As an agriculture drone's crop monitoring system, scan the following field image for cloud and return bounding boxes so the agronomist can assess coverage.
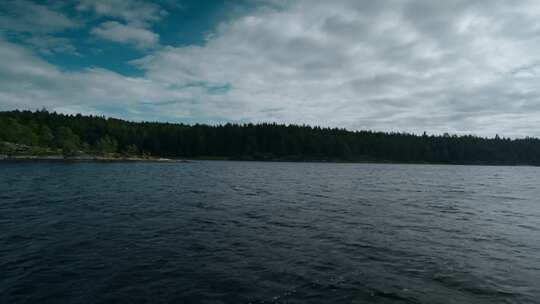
[77,0,166,27]
[131,0,540,137]
[0,1,79,56]
[4,1,540,137]
[91,21,159,50]
[0,0,77,33]
[81,0,164,50]
[24,35,79,56]
[0,39,169,111]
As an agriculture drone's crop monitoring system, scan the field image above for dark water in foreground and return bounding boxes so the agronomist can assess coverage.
[1,161,540,304]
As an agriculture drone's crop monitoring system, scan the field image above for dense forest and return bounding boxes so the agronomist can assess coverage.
[1,109,540,165]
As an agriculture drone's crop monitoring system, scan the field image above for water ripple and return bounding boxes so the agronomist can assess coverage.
[1,161,539,303]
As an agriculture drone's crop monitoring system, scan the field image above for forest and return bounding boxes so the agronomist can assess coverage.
[1,109,540,165]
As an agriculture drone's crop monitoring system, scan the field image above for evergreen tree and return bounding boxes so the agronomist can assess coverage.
[124,144,139,156]
[56,126,80,156]
[95,135,118,154]
[2,109,540,165]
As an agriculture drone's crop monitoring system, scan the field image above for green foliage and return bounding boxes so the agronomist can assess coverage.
[95,135,118,154]
[56,126,80,156]
[123,144,139,156]
[1,109,540,165]
[37,125,54,147]
[0,117,38,145]
[0,141,14,154]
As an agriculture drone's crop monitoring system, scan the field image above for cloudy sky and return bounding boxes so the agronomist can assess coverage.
[2,0,540,137]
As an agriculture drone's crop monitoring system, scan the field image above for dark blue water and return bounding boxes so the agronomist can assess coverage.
[1,161,540,303]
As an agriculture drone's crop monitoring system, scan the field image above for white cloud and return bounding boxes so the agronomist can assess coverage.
[0,39,182,116]
[91,21,159,50]
[131,0,540,137]
[0,1,79,56]
[80,0,166,51]
[77,0,166,27]
[4,1,540,137]
[0,0,77,33]
[24,36,79,56]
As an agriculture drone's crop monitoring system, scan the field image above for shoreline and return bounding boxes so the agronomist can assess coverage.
[0,155,536,167]
[0,155,188,163]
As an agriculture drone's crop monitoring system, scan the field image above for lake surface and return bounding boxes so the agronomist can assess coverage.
[1,161,540,303]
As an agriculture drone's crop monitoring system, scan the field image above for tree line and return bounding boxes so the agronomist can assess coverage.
[1,109,540,165]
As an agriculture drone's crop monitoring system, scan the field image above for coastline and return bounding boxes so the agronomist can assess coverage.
[1,154,534,167]
[0,154,187,163]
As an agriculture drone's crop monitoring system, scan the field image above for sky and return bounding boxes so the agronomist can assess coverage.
[2,0,540,137]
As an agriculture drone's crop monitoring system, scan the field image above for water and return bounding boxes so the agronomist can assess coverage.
[1,161,540,303]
